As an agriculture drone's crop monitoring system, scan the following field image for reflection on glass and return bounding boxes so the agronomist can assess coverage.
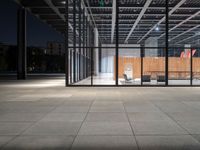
[168,48,190,85]
[193,48,200,85]
[118,46,141,85]
[143,48,165,85]
[93,45,115,85]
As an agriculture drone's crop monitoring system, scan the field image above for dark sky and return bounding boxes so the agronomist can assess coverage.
[0,0,64,47]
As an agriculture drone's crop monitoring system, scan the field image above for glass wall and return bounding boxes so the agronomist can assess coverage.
[68,0,92,85]
[192,48,200,85]
[66,0,200,86]
[117,0,166,86]
[167,0,200,85]
[92,0,115,85]
[168,48,191,85]
[118,47,141,85]
[143,48,165,85]
[93,46,115,85]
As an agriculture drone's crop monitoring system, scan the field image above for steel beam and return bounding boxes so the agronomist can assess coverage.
[158,10,200,39]
[17,8,27,80]
[169,25,200,42]
[65,0,69,86]
[73,0,76,83]
[124,0,152,43]
[44,0,78,35]
[111,0,116,43]
[137,0,187,44]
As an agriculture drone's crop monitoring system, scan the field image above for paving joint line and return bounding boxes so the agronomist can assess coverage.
[69,94,96,150]
[121,95,140,150]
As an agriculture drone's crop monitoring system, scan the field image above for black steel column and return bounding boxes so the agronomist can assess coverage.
[91,49,93,85]
[73,0,76,83]
[83,16,88,78]
[17,8,27,80]
[99,42,102,73]
[91,26,93,86]
[81,8,84,80]
[190,48,193,85]
[115,0,119,85]
[70,50,73,84]
[141,46,144,85]
[165,0,169,86]
[78,0,81,81]
[83,9,86,79]
[84,20,89,77]
[65,0,69,86]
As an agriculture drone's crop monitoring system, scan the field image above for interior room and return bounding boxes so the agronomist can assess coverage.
[65,0,200,86]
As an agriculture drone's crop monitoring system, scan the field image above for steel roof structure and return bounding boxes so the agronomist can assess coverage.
[15,0,200,46]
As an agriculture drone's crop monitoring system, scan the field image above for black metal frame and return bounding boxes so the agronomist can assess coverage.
[17,8,27,80]
[73,0,76,83]
[78,0,81,82]
[165,0,169,86]
[65,0,69,86]
[141,46,144,86]
[190,48,193,86]
[65,0,200,87]
[115,0,119,86]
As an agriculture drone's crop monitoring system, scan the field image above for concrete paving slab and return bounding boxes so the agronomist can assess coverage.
[0,123,32,135]
[136,135,200,150]
[71,136,138,150]
[131,120,187,135]
[40,113,86,122]
[22,121,82,136]
[2,136,74,150]
[79,122,133,135]
[0,136,15,148]
[86,112,128,122]
[53,106,90,113]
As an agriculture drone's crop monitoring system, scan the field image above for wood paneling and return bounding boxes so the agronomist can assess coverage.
[114,57,200,80]
[193,58,200,79]
[114,57,141,80]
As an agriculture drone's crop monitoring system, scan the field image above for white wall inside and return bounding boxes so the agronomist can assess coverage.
[101,44,140,73]
[94,28,99,75]
[144,37,158,56]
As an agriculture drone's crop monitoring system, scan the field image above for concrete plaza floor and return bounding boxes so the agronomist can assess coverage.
[0,78,200,149]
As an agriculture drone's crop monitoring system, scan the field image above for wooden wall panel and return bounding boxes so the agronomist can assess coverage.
[193,58,200,78]
[143,57,165,75]
[168,58,190,78]
[114,57,141,80]
[114,57,200,80]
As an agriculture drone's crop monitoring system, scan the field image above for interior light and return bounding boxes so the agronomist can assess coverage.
[61,1,66,4]
[155,26,159,31]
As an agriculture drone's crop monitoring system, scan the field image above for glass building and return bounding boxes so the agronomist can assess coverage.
[13,0,200,86]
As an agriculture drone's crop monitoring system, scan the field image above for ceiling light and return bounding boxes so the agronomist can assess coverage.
[61,1,66,4]
[155,26,159,31]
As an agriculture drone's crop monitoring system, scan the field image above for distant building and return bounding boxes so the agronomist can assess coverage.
[47,41,65,56]
[0,43,17,72]
[0,43,10,56]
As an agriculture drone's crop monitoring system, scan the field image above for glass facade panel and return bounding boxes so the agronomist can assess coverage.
[118,47,141,85]
[143,48,165,85]
[168,48,191,85]
[65,0,200,86]
[93,46,115,85]
[2,0,199,86]
[193,48,200,85]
